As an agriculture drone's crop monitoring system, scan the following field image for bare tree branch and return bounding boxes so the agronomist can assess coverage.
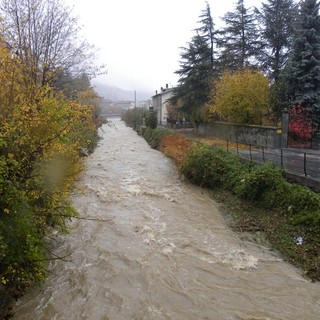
[0,0,106,87]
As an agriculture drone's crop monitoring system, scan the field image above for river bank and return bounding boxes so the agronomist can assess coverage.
[142,125,320,282]
[212,188,320,281]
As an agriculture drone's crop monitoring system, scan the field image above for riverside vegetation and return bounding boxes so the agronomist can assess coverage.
[0,49,102,318]
[0,0,106,317]
[122,109,320,282]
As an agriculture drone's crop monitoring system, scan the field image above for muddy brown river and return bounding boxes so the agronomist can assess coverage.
[13,119,320,319]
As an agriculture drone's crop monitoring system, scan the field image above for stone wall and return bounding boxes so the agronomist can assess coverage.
[196,121,282,148]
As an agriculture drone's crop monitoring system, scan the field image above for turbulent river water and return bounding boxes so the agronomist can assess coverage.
[13,119,320,320]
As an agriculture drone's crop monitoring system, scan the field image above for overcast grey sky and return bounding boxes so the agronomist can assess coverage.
[66,0,261,93]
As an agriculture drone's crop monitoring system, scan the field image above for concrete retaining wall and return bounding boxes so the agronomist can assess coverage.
[197,121,282,148]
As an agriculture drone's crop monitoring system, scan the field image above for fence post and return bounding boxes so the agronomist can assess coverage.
[281,109,289,148]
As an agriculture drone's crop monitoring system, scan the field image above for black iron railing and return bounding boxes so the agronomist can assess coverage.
[225,140,320,181]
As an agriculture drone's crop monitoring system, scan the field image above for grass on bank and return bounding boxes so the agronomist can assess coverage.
[140,126,320,282]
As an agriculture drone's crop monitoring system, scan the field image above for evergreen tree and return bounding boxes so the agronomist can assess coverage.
[286,0,320,123]
[171,34,213,112]
[256,0,297,82]
[195,1,216,67]
[255,0,298,118]
[170,3,217,116]
[218,0,260,71]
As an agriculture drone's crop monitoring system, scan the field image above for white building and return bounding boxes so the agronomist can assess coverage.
[151,84,174,126]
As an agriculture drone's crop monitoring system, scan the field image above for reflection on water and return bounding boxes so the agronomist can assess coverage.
[13,119,320,320]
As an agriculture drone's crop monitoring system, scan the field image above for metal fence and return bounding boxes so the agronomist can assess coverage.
[225,140,320,182]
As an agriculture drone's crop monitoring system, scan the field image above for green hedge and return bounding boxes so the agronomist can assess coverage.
[181,142,320,234]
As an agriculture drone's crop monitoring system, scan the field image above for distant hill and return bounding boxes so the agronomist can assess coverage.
[93,82,153,102]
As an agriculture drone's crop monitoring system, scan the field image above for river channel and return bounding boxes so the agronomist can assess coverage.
[13,119,320,319]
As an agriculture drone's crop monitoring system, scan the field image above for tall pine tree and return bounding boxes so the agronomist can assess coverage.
[217,0,260,71]
[255,0,298,117]
[170,2,216,116]
[195,1,216,68]
[256,0,297,82]
[286,0,320,124]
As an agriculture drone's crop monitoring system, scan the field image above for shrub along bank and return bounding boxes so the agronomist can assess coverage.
[0,94,101,318]
[137,126,320,281]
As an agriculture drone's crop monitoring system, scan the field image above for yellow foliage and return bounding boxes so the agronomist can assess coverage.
[77,87,100,107]
[209,69,270,124]
[0,35,99,293]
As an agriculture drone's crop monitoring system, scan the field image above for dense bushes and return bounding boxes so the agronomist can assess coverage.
[0,96,99,313]
[235,162,287,203]
[145,111,157,129]
[181,142,320,232]
[181,143,243,189]
[0,45,100,316]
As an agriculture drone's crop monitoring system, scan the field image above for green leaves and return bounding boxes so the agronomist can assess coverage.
[180,141,320,225]
[181,143,242,188]
[0,41,99,304]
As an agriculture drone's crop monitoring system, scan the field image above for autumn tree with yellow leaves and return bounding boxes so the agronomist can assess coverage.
[209,69,270,125]
[0,25,102,317]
